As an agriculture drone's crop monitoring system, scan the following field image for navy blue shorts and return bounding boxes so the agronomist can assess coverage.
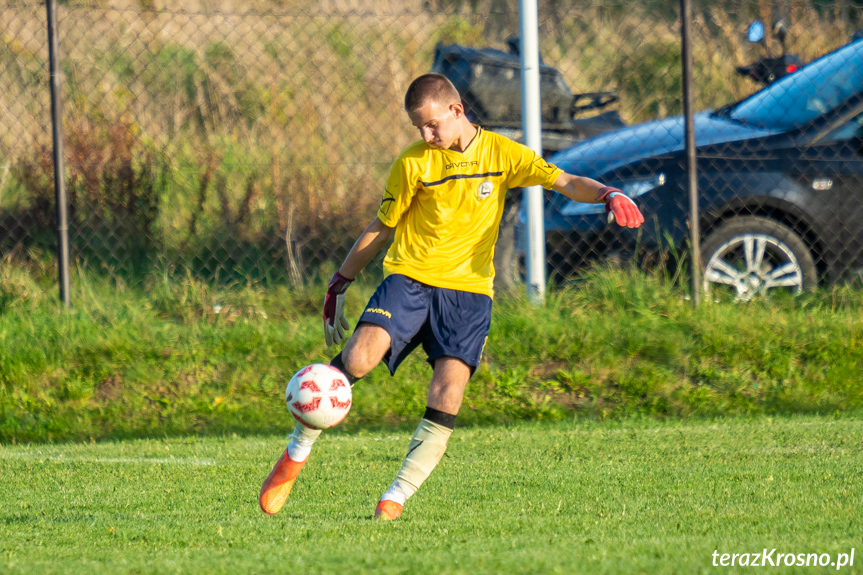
[358,274,492,376]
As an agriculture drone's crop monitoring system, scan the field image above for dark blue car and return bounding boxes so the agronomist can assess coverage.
[524,38,863,300]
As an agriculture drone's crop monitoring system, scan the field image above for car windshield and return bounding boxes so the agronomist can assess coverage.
[728,40,863,131]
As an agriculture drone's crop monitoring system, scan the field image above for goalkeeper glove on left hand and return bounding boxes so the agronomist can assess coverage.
[597,186,645,228]
[323,271,353,347]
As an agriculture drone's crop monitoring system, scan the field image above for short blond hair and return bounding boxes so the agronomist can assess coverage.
[404,74,461,112]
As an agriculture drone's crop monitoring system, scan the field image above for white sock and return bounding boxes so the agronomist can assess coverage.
[287,423,321,461]
[381,482,408,506]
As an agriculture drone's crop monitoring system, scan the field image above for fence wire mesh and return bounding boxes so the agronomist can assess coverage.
[2,0,863,299]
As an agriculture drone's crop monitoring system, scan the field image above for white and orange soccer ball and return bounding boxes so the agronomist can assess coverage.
[285,364,353,429]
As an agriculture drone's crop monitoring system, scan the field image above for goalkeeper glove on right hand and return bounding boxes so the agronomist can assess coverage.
[596,186,645,228]
[323,271,353,347]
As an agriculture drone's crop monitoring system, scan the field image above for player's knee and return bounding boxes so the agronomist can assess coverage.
[331,349,370,382]
[339,324,390,378]
[330,351,368,385]
[335,341,378,380]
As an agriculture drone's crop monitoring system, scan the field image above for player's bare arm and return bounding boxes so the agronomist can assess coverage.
[551,172,608,203]
[552,172,645,228]
[323,217,393,347]
[339,217,393,279]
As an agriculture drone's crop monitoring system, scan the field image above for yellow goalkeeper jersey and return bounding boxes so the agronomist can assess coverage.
[376,127,562,298]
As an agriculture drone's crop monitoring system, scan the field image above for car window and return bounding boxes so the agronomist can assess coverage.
[730,40,863,131]
[820,111,863,143]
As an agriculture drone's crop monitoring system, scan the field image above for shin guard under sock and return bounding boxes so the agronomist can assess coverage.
[382,408,456,504]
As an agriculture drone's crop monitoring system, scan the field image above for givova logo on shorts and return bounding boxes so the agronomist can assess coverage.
[365,307,392,318]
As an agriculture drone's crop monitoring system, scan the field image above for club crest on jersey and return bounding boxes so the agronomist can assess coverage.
[477,179,494,201]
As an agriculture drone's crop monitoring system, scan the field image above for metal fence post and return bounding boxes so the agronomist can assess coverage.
[46,0,70,307]
[519,0,545,304]
[680,0,701,306]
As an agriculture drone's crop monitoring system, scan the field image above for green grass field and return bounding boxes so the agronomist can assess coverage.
[2,415,861,574]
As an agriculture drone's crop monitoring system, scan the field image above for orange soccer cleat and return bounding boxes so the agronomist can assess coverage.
[374,499,404,521]
[259,449,307,515]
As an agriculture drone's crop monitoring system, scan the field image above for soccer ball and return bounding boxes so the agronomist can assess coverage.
[285,364,353,429]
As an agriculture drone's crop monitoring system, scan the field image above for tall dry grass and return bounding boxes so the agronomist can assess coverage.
[0,0,860,280]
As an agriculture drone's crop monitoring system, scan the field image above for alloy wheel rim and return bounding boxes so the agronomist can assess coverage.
[704,233,803,302]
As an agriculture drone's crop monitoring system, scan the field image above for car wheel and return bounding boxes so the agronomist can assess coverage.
[701,216,817,302]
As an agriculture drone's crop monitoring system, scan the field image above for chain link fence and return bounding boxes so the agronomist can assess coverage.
[2,0,863,299]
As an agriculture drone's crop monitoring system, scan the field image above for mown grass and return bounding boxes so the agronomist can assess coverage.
[1,415,861,574]
[1,263,862,443]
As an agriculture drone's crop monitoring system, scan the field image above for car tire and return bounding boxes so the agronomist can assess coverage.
[700,216,817,301]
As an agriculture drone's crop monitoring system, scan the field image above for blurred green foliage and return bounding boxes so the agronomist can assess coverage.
[1,263,861,443]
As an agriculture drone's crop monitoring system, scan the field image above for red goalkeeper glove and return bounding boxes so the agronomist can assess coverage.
[596,186,645,228]
[323,271,353,347]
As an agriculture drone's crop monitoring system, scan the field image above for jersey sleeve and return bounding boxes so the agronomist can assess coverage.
[377,156,417,227]
[507,141,563,189]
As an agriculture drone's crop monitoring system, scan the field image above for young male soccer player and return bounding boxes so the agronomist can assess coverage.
[259,73,644,519]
